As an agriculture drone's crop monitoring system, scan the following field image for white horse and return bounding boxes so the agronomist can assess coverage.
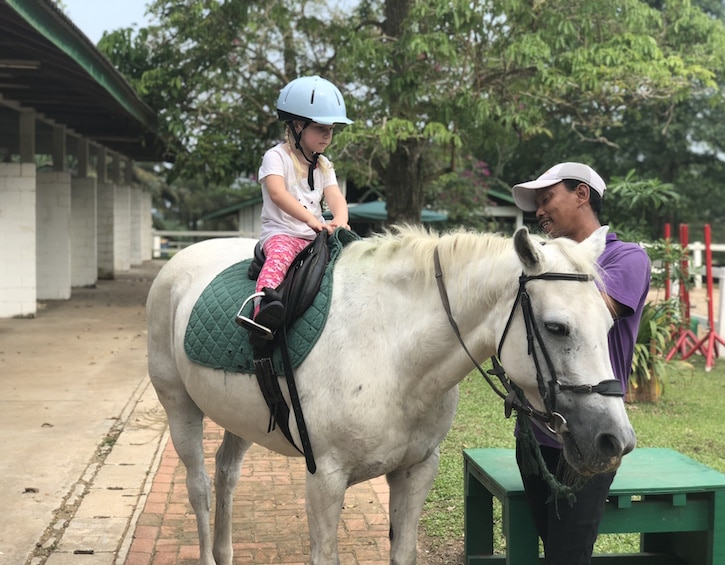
[146,225,635,565]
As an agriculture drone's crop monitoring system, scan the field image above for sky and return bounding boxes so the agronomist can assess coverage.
[60,0,154,44]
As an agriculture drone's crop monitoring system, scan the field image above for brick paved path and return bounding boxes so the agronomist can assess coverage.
[125,420,392,565]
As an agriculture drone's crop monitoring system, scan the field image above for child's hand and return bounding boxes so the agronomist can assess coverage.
[306,218,328,233]
[327,219,350,231]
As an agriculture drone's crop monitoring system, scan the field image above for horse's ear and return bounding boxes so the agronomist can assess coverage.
[580,225,609,261]
[514,227,545,273]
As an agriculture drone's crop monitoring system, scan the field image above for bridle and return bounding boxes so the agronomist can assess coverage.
[433,247,624,436]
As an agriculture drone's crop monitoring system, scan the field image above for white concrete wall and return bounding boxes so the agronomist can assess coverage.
[114,184,131,272]
[140,191,152,262]
[97,181,115,279]
[129,187,142,266]
[71,177,97,287]
[238,202,263,237]
[0,163,37,317]
[36,172,72,300]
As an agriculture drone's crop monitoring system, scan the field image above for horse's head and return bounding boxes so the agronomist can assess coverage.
[497,226,636,476]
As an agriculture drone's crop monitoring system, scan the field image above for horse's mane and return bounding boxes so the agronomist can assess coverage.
[343,224,601,287]
[342,224,517,290]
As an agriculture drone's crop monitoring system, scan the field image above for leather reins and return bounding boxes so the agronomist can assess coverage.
[433,247,624,435]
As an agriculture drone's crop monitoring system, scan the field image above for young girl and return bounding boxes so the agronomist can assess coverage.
[236,76,352,341]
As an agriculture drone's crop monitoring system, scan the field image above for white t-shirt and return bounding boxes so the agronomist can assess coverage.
[258,143,338,244]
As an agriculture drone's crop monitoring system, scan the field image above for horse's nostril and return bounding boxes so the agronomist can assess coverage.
[597,433,625,458]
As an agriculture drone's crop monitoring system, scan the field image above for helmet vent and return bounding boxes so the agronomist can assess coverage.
[310,90,315,105]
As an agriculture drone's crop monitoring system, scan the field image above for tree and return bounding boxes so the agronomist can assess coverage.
[99,0,725,227]
[503,0,725,241]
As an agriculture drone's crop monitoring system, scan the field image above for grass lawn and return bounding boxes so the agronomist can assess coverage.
[420,354,725,555]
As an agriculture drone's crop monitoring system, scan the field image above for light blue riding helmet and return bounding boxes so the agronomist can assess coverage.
[276,76,353,125]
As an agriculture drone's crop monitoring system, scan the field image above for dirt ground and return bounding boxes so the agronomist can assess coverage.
[0,261,164,564]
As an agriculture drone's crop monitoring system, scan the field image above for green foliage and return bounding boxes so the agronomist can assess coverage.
[628,300,688,397]
[150,174,255,231]
[624,239,695,400]
[96,0,725,230]
[425,157,500,231]
[602,170,681,241]
[644,237,695,292]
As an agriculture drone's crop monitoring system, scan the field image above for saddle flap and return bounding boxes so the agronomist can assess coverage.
[278,231,330,325]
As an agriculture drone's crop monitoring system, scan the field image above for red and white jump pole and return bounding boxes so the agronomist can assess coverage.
[666,224,702,360]
[678,224,725,371]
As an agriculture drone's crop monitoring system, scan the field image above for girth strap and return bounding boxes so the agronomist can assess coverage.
[253,355,296,438]
[251,337,317,474]
[278,327,316,473]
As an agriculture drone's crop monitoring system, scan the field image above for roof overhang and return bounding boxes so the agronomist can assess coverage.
[0,0,169,162]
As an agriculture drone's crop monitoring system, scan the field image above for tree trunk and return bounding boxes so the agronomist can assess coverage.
[382,0,413,37]
[378,0,424,226]
[382,138,425,226]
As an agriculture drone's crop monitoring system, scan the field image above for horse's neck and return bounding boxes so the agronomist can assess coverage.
[402,246,515,403]
[340,239,514,390]
[436,249,515,351]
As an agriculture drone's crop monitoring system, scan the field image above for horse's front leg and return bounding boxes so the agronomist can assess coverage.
[212,430,251,565]
[387,449,441,564]
[305,467,348,564]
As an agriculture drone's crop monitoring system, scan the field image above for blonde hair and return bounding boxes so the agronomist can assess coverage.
[285,125,331,182]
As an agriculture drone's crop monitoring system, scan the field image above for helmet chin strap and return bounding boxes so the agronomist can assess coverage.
[288,120,320,190]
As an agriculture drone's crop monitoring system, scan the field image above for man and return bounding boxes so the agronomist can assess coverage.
[511,162,651,564]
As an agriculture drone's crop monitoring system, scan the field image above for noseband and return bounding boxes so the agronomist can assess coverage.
[433,248,623,436]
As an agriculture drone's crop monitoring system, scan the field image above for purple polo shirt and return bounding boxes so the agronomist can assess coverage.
[523,231,651,448]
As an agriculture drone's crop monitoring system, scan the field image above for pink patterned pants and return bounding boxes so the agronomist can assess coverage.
[256,234,310,293]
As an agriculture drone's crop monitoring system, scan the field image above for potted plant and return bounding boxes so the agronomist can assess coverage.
[627,299,692,402]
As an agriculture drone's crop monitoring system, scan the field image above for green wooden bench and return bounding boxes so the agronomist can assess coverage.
[464,448,725,564]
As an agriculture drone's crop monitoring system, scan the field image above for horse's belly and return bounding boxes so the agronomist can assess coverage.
[181,367,304,456]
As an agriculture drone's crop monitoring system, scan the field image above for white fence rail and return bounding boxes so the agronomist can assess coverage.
[153,231,725,273]
[152,230,258,258]
[689,242,725,288]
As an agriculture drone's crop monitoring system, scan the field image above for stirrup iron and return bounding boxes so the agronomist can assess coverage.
[235,291,274,340]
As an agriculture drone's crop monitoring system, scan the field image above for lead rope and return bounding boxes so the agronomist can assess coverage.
[517,408,584,510]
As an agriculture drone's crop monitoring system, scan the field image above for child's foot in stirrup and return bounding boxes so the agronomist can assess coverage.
[235,291,266,334]
[234,292,285,345]
[254,299,285,333]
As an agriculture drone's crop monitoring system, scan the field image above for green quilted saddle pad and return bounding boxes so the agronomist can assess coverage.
[184,229,359,374]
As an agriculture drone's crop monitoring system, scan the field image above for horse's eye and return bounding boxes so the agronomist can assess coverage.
[544,322,569,336]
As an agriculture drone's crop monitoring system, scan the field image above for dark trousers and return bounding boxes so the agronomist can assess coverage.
[515,439,615,565]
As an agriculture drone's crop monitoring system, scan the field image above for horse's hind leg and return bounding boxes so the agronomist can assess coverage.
[387,449,440,564]
[212,430,251,565]
[155,388,217,565]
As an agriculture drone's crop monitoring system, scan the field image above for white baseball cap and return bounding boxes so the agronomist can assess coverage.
[512,162,607,212]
